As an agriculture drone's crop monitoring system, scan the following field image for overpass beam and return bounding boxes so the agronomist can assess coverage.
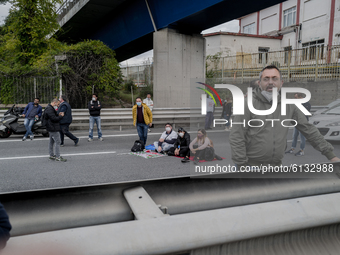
[153,28,205,108]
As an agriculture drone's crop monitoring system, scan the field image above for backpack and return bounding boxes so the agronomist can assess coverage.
[131,140,145,152]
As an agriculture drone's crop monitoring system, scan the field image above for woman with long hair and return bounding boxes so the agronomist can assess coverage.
[189,129,222,164]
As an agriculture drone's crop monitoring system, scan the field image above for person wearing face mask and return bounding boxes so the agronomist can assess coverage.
[88,94,103,142]
[143,93,154,132]
[154,123,178,154]
[21,98,42,141]
[168,127,191,162]
[230,65,339,168]
[43,98,66,162]
[132,97,153,146]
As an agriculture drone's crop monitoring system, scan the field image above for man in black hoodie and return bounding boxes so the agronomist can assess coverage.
[88,94,103,142]
[44,99,67,162]
[0,202,11,249]
[168,127,191,163]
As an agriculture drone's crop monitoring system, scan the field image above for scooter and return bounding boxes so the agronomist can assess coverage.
[0,105,49,138]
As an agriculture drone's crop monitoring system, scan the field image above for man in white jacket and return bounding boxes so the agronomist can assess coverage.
[143,93,153,132]
[154,123,178,154]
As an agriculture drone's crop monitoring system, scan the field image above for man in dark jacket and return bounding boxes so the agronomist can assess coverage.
[168,127,191,163]
[88,94,103,142]
[44,99,67,162]
[57,95,79,146]
[221,98,233,131]
[0,202,11,249]
[22,98,43,141]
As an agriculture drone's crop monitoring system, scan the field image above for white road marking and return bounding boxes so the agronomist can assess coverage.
[0,151,116,160]
[0,130,226,143]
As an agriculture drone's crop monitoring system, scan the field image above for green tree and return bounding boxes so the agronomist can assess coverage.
[1,0,61,67]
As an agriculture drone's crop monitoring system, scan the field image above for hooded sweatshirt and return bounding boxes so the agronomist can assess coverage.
[230,87,335,166]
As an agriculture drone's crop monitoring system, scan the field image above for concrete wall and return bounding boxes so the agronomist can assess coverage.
[205,34,281,57]
[153,28,205,108]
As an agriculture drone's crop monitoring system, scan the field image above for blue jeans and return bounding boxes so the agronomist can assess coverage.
[224,114,231,127]
[89,116,102,139]
[292,128,306,150]
[24,118,35,137]
[137,123,148,145]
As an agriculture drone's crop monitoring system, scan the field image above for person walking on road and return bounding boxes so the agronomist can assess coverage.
[58,95,79,146]
[132,97,152,146]
[44,99,67,162]
[88,94,103,142]
[143,93,154,132]
[22,98,42,141]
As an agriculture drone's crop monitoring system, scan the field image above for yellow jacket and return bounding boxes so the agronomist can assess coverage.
[132,103,153,126]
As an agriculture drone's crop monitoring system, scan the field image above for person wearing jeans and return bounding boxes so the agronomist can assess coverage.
[132,97,152,146]
[88,94,103,142]
[285,93,311,157]
[89,116,102,140]
[22,98,42,141]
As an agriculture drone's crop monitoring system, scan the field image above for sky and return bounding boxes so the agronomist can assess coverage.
[0,3,239,66]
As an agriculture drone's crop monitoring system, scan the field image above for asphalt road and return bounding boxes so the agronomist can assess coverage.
[1,127,340,193]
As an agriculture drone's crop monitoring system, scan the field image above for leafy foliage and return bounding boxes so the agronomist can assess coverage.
[0,0,123,108]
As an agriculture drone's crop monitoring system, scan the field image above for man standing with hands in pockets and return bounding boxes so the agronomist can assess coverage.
[88,94,103,142]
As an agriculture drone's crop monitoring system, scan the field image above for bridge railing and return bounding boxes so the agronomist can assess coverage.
[57,0,82,22]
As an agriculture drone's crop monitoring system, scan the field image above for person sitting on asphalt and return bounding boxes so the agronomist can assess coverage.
[154,123,178,154]
[168,127,191,163]
[189,129,222,164]
[22,97,42,141]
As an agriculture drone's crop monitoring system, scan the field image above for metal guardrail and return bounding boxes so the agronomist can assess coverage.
[0,107,224,131]
[2,174,340,254]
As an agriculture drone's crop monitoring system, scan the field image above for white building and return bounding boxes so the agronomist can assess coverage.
[205,0,340,58]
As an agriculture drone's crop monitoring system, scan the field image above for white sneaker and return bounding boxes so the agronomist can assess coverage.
[99,137,103,141]
[88,138,93,142]
[224,127,230,131]
[30,135,34,140]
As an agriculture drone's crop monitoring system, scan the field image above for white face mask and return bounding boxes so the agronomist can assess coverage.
[92,97,96,101]
[179,132,184,137]
[53,105,58,110]
[261,91,273,102]
[165,127,171,132]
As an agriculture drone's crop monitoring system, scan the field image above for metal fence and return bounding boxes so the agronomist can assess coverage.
[120,62,153,87]
[0,76,61,105]
[206,45,340,83]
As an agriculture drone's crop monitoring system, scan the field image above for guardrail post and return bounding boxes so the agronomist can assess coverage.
[222,57,224,80]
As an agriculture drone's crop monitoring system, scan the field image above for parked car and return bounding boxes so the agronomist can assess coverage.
[313,99,340,116]
[310,106,340,141]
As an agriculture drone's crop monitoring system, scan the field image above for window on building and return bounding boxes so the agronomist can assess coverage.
[259,47,269,64]
[243,23,256,34]
[302,39,324,61]
[284,46,292,64]
[283,6,296,27]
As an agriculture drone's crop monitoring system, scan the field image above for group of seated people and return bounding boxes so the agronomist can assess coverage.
[154,123,222,164]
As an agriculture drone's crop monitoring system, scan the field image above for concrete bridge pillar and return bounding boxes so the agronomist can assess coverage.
[153,28,205,108]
